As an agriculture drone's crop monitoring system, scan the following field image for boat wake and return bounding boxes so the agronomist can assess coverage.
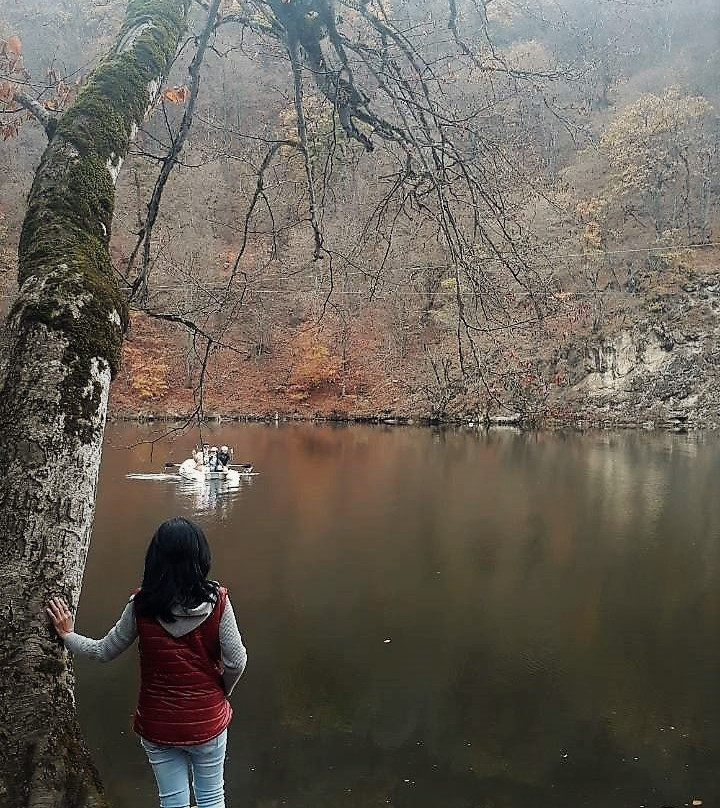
[125,473,181,481]
[126,471,259,481]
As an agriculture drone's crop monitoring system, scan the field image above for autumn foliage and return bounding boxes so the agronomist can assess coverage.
[2,0,720,425]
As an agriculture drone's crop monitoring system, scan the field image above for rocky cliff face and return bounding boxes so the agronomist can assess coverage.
[558,270,720,430]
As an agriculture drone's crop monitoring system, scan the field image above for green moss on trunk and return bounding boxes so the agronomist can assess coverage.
[14,0,190,443]
[57,0,189,159]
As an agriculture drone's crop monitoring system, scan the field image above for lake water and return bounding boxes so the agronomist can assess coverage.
[77,423,720,808]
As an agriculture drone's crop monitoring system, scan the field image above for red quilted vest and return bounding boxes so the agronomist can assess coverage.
[133,587,233,745]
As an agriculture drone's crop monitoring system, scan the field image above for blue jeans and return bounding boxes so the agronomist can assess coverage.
[140,730,227,808]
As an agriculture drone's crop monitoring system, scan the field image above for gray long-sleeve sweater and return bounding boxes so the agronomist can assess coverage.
[64,594,247,696]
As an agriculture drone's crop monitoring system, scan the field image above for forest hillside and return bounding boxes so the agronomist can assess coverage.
[1,0,719,427]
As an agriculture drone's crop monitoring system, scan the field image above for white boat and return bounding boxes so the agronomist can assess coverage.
[178,459,252,484]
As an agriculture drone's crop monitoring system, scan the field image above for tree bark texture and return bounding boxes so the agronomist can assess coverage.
[0,2,189,806]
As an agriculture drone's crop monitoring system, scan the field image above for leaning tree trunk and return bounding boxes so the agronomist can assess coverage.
[0,2,189,805]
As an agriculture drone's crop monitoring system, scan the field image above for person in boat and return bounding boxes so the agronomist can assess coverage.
[47,517,247,808]
[207,446,221,472]
[178,451,204,477]
[217,445,232,470]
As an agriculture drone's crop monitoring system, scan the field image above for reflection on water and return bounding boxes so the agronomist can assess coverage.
[124,470,256,515]
[77,424,720,808]
[175,476,254,515]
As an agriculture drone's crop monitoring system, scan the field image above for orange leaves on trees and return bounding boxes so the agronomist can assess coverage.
[0,35,25,76]
[6,35,21,56]
[123,340,171,401]
[49,73,74,106]
[0,36,26,130]
[162,86,191,105]
[0,82,13,103]
[0,36,81,138]
[576,197,608,252]
[1,119,19,141]
[0,77,19,138]
[287,327,342,403]
[0,35,26,140]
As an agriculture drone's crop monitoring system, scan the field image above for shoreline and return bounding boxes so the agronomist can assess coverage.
[107,410,701,433]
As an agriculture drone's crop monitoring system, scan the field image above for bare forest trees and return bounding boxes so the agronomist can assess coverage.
[600,88,718,241]
[0,0,566,804]
[0,0,719,799]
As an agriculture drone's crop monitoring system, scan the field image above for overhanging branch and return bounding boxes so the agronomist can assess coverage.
[11,91,56,138]
[127,0,223,304]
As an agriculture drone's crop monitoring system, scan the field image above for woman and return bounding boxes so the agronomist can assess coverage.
[217,446,232,470]
[47,517,247,808]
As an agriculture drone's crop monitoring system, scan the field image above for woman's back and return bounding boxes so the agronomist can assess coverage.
[135,587,232,745]
[48,516,247,808]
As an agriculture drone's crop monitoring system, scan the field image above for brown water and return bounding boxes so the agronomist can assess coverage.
[77,423,720,808]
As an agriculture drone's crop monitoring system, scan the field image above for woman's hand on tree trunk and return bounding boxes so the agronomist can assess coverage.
[46,597,74,638]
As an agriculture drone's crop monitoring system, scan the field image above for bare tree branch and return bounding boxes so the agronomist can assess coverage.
[127,0,223,303]
[11,90,56,138]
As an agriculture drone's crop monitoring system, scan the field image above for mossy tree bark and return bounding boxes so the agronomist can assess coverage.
[0,2,190,805]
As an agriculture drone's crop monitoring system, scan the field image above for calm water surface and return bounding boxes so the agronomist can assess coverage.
[77,423,720,808]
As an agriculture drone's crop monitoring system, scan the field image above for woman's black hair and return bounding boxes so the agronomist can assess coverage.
[134,517,218,622]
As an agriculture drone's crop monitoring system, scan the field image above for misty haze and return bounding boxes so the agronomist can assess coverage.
[1,0,719,806]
